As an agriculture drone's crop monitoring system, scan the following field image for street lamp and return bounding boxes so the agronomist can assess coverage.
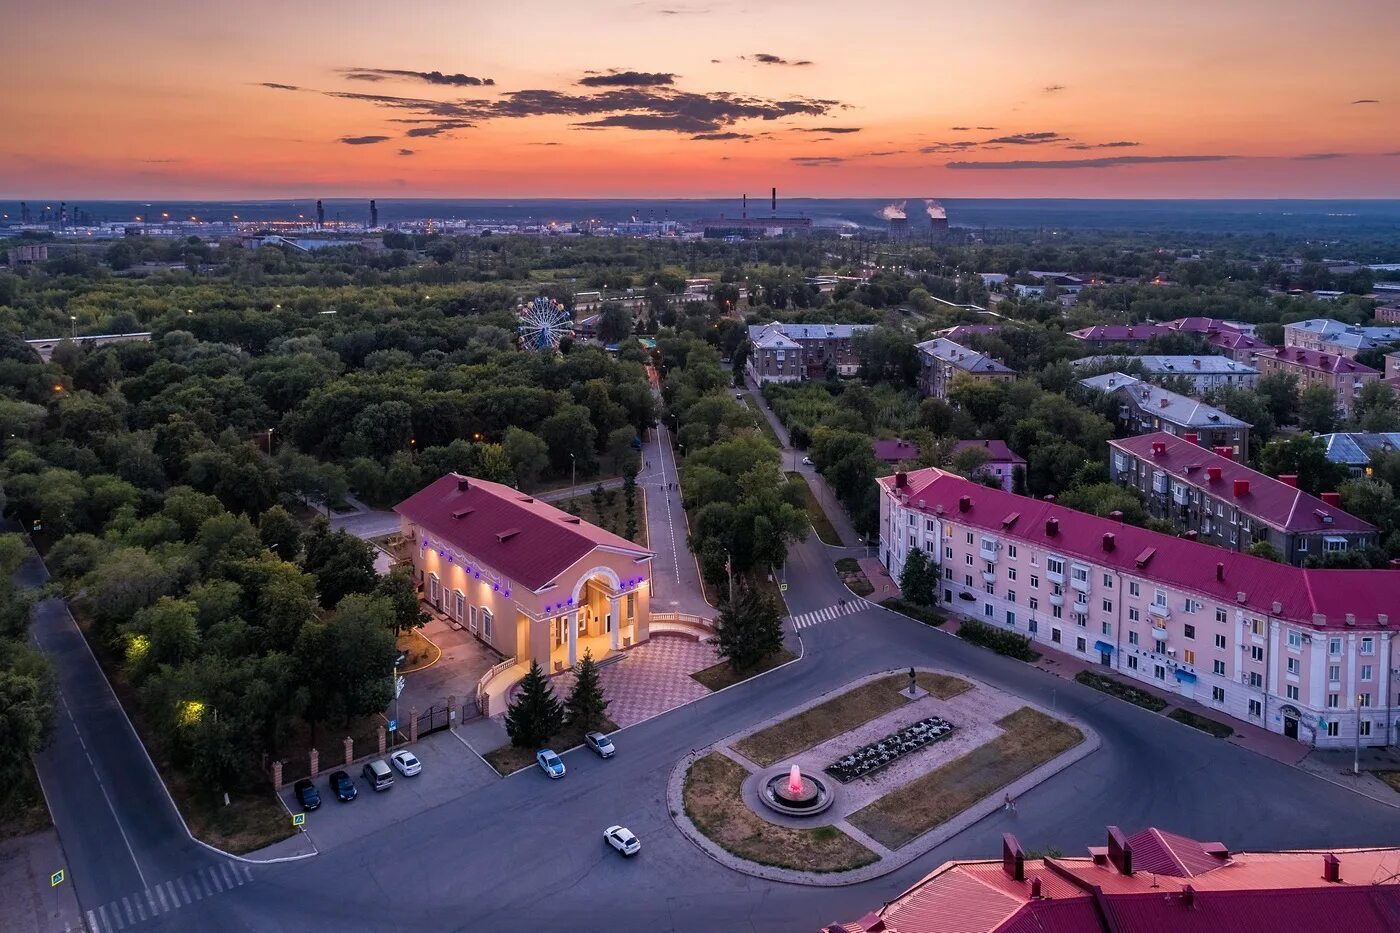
[266,427,274,456]
[69,315,76,338]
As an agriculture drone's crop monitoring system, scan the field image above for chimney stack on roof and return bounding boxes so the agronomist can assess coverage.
[1216,562,1225,581]
[895,471,907,488]
[1214,446,1234,460]
[1030,877,1042,899]
[1160,397,1171,409]
[1184,433,1199,444]
[1002,834,1025,881]
[1279,474,1299,488]
[1206,466,1222,482]
[1323,854,1341,883]
[456,475,470,491]
[959,495,972,513]
[1321,492,1342,507]
[1109,510,1124,522]
[1102,532,1115,552]
[1233,479,1250,497]
[1046,517,1059,536]
[1151,442,1167,457]
[1107,826,1133,876]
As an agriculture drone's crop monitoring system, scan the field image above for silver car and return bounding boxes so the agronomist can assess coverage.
[584,731,615,758]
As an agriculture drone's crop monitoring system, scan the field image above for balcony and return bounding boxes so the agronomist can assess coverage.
[981,571,997,585]
[1149,602,1171,619]
[979,544,999,564]
[1049,592,1065,607]
[1070,575,1090,594]
[1151,625,1168,641]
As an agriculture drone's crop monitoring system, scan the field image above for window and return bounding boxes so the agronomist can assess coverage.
[1251,618,1265,636]
[1183,649,1196,665]
[481,608,494,639]
[1362,637,1375,655]
[1183,623,1196,640]
[1249,699,1262,718]
[1076,636,1087,653]
[1028,619,1038,633]
[1028,597,1039,611]
[1251,645,1264,663]
[1051,628,1062,644]
[1287,630,1303,650]
[1052,603,1063,619]
[1286,685,1299,701]
[1329,637,1342,656]
[1007,589,1017,603]
[428,573,441,605]
[926,519,937,531]
[1249,672,1263,688]
[453,589,465,622]
[1361,720,1373,738]
[1102,621,1112,636]
[1155,664,1166,681]
[469,605,478,633]
[1103,573,1114,588]
[1103,598,1114,613]
[1071,565,1089,587]
[965,532,974,544]
[908,514,916,527]
[1128,631,1139,646]
[1287,658,1300,675]
[1328,664,1341,682]
[945,567,954,580]
[1075,613,1088,628]
[1130,581,1141,598]
[1216,608,1228,624]
[1213,660,1226,675]
[1046,557,1064,576]
[1327,694,1339,709]
[945,546,954,559]
[1212,686,1225,703]
[1215,634,1227,650]
[985,603,994,618]
[1129,608,1140,622]
[1185,599,1202,614]
[1008,567,1017,581]
[965,554,973,566]
[627,594,635,620]
[1362,664,1374,682]
[1007,544,1018,558]
[1006,611,1016,626]
[1360,693,1372,708]
[1030,574,1040,589]
[1153,588,1168,608]
[984,583,995,595]
[1327,721,1339,738]
[1128,655,1139,670]
[964,574,973,587]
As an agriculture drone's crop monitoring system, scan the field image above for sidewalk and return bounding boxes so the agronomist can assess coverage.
[0,828,84,933]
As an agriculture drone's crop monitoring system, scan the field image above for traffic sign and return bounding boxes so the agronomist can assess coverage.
[51,870,64,887]
[292,812,306,827]
[779,583,788,592]
[395,675,406,698]
[387,719,397,732]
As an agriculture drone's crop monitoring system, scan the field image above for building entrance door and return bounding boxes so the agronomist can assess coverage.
[1284,716,1299,740]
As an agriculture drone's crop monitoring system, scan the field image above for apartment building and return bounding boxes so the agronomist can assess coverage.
[1320,432,1400,477]
[914,337,1016,400]
[745,322,874,384]
[1073,355,1258,394]
[1078,373,1251,459]
[1067,323,1175,350]
[1253,347,1379,417]
[950,439,1025,492]
[1163,316,1271,362]
[1108,433,1375,564]
[1284,318,1400,359]
[880,467,1400,748]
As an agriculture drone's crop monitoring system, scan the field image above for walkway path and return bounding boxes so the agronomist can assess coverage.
[641,368,713,618]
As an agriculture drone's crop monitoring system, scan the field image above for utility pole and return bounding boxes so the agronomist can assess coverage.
[1355,693,1363,775]
[570,453,576,499]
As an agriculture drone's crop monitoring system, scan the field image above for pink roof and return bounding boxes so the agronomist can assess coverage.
[873,439,922,462]
[883,467,1398,628]
[1110,432,1374,535]
[952,439,1026,465]
[1125,827,1229,878]
[394,474,652,592]
[1069,324,1175,342]
[1257,347,1379,375]
[1164,316,1241,334]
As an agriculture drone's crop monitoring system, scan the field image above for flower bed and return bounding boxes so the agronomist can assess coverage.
[825,716,955,783]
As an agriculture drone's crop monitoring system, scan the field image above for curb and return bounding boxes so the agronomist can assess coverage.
[397,628,444,675]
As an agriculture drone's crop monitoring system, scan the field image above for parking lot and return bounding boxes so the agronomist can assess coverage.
[277,730,498,853]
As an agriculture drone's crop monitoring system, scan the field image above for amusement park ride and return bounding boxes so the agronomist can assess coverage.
[516,296,574,351]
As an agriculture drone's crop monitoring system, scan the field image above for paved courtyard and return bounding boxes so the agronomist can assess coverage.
[397,615,503,720]
[509,632,721,727]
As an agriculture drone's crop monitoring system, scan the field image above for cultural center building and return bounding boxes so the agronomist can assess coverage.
[395,474,654,673]
[880,467,1400,749]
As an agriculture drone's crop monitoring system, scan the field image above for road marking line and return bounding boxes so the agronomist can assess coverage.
[238,863,253,882]
[87,909,101,933]
[154,884,169,911]
[120,896,134,924]
[133,895,146,921]
[146,888,161,915]
[179,876,199,901]
[98,903,115,931]
[206,866,224,892]
[220,861,239,886]
[198,871,214,896]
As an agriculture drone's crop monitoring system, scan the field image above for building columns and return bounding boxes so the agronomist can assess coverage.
[568,609,579,667]
[610,597,621,651]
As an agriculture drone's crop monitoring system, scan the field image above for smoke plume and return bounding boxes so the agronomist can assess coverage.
[878,201,907,220]
[924,199,946,219]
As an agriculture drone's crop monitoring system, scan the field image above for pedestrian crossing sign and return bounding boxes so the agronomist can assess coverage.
[292,812,306,827]
[51,869,64,887]
[779,583,788,592]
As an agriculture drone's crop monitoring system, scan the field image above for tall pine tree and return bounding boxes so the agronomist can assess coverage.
[565,648,610,733]
[715,584,784,671]
[504,660,564,749]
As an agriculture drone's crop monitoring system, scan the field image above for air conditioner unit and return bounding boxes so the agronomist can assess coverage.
[1166,647,1176,656]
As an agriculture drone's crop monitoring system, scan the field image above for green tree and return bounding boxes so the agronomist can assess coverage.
[1245,541,1284,562]
[296,594,397,728]
[714,584,784,671]
[1257,435,1348,496]
[502,427,550,488]
[564,648,610,733]
[302,517,378,608]
[1254,372,1300,426]
[1297,383,1339,434]
[504,660,564,749]
[377,568,426,634]
[899,548,937,606]
[257,505,302,560]
[597,304,634,344]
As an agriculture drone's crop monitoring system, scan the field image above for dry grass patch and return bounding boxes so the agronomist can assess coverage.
[682,753,876,873]
[1374,771,1400,794]
[849,707,1083,850]
[733,672,971,768]
[691,647,796,692]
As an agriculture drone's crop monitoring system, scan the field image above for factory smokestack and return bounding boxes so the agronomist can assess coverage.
[370,200,379,228]
[771,187,777,213]
[742,193,747,220]
[59,202,67,228]
[20,202,28,223]
[316,200,325,228]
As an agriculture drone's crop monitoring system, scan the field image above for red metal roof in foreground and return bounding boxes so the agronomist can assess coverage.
[882,468,1400,628]
[824,828,1400,933]
[394,474,652,592]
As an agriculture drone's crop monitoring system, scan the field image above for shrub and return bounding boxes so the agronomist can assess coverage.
[881,598,945,626]
[1074,671,1168,712]
[956,618,1040,662]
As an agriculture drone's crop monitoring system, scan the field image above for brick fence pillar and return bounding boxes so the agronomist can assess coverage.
[377,725,386,756]
[409,708,419,743]
[343,736,353,765]
[310,748,320,779]
[271,760,283,791]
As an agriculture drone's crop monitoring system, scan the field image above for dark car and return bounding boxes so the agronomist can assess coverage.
[294,778,320,811]
[329,770,357,802]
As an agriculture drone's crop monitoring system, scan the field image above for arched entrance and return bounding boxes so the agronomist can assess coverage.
[1280,704,1301,740]
[547,566,633,670]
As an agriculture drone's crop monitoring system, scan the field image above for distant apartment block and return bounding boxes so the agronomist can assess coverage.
[1073,355,1258,395]
[951,439,1025,492]
[1163,316,1271,362]
[1284,318,1400,359]
[1375,304,1400,324]
[872,438,921,465]
[1387,350,1400,382]
[1079,373,1251,459]
[1109,432,1374,564]
[1067,323,1175,350]
[746,322,873,384]
[1320,432,1400,477]
[914,337,1016,400]
[1253,347,1378,417]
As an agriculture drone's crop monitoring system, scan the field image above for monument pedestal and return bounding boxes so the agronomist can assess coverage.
[900,686,928,700]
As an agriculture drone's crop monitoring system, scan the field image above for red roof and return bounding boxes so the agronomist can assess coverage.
[1111,432,1374,535]
[1069,324,1175,342]
[873,439,922,463]
[1164,316,1241,334]
[826,828,1400,933]
[882,467,1399,628]
[394,474,652,592]
[1257,347,1379,375]
[952,439,1026,465]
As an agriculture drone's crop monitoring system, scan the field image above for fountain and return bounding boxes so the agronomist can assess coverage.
[760,762,835,817]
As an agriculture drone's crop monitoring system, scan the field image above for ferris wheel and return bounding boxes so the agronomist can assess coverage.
[516,296,574,351]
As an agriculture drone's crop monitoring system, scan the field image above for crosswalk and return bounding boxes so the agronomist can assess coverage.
[85,860,253,932]
[790,600,865,630]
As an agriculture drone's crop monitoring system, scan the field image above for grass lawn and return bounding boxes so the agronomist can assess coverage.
[834,558,873,597]
[683,753,877,873]
[397,628,440,673]
[733,672,972,768]
[1074,671,1168,712]
[554,486,648,546]
[785,472,844,546]
[848,707,1084,850]
[483,715,620,776]
[1168,708,1234,738]
[741,393,784,447]
[691,648,797,692]
[1373,771,1400,794]
[0,761,52,841]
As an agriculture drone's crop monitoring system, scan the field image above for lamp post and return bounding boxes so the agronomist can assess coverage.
[69,315,76,338]
[266,427,273,456]
[570,453,576,499]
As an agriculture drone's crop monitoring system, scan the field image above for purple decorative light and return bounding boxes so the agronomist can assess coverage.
[492,582,500,592]
[504,588,511,598]
[567,597,574,606]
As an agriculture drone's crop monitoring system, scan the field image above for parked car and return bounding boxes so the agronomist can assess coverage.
[362,759,394,791]
[584,731,615,758]
[604,825,640,857]
[293,778,320,811]
[536,749,566,779]
[801,456,813,465]
[329,770,357,802]
[390,750,421,776]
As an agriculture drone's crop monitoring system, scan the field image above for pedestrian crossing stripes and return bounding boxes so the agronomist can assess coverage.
[85,860,253,932]
[790,600,864,630]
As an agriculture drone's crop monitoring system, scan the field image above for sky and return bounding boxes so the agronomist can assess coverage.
[2,0,1398,199]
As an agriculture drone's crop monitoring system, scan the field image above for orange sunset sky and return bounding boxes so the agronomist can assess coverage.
[3,0,1398,198]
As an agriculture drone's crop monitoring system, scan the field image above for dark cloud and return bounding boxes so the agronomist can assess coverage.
[577,113,718,132]
[791,155,844,166]
[745,53,813,66]
[866,150,904,157]
[578,71,676,87]
[918,140,980,154]
[692,131,752,140]
[1044,84,1065,92]
[795,126,861,133]
[404,120,474,137]
[1352,99,1380,104]
[259,82,301,91]
[1294,152,1348,160]
[528,141,562,146]
[342,68,495,87]
[949,126,971,131]
[338,135,391,145]
[976,126,997,130]
[947,154,1240,170]
[1066,141,1141,150]
[398,148,415,156]
[985,131,1072,145]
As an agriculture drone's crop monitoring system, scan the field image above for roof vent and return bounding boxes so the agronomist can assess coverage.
[1185,530,1199,540]
[934,504,945,515]
[1271,601,1282,614]
[1206,466,1222,482]
[1102,532,1115,552]
[496,528,520,542]
[1151,442,1167,456]
[1314,613,1327,626]
[451,508,473,520]
[1323,854,1341,884]
[563,517,581,524]
[1380,613,1389,627]
[1045,517,1059,536]
[1002,834,1025,881]
[1109,510,1123,522]
[1236,591,1247,603]
[1002,512,1020,528]
[1278,474,1299,488]
[958,495,971,513]
[1184,433,1199,444]
[917,499,926,509]
[1160,398,1170,409]
[1181,884,1196,908]
[1216,562,1224,581]
[1346,613,1357,627]
[1135,547,1156,567]
[456,476,470,491]
[1320,491,1342,507]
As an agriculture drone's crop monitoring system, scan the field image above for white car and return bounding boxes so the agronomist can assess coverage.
[801,456,813,465]
[537,749,566,779]
[604,825,640,857]
[389,750,421,776]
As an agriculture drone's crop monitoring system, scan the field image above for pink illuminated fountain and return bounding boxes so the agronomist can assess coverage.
[763,760,830,815]
[788,764,804,797]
